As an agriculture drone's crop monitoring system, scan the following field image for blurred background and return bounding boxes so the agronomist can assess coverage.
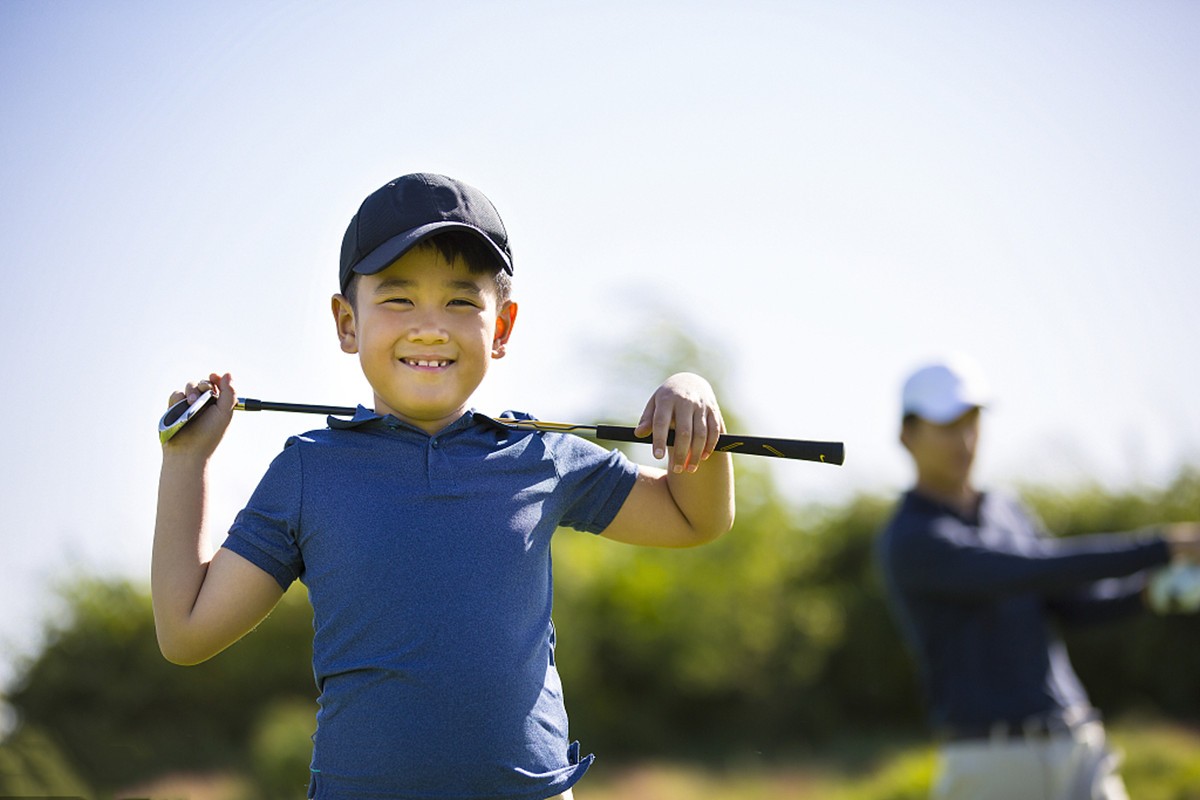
[2,1,1198,797]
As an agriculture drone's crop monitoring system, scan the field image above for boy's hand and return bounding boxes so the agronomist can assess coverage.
[163,372,237,459]
[634,372,725,474]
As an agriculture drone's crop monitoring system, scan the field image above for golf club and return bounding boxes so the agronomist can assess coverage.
[159,391,844,465]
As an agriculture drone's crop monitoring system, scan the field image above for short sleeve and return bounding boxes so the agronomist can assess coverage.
[553,437,639,534]
[222,441,305,590]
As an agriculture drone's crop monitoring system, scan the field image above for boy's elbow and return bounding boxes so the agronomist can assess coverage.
[689,470,734,545]
[161,650,204,667]
[687,505,736,547]
[157,636,199,666]
[156,628,216,667]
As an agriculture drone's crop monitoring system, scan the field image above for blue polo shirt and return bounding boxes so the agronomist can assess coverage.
[222,408,639,799]
[876,490,1170,735]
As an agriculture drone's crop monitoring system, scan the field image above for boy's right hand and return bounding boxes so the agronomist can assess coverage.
[164,372,237,459]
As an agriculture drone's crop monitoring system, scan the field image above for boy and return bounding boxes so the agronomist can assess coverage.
[153,173,735,799]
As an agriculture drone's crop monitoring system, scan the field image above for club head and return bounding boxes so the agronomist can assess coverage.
[158,390,214,444]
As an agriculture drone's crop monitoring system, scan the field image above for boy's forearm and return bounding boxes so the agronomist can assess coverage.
[152,451,216,656]
[664,452,736,541]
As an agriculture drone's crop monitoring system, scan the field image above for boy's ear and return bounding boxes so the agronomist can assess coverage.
[332,294,359,354]
[491,300,518,359]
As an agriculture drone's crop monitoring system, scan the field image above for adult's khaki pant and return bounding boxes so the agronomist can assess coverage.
[933,721,1127,800]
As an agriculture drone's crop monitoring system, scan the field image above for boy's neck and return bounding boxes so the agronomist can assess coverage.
[374,402,472,436]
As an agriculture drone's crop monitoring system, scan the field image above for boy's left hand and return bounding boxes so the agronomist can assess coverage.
[635,372,726,474]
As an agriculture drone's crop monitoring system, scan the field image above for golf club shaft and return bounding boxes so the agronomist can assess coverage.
[230,398,844,465]
[237,398,357,416]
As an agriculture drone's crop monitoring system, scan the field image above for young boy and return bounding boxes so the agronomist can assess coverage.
[153,173,736,799]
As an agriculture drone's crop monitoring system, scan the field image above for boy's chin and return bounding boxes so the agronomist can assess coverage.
[374,400,472,425]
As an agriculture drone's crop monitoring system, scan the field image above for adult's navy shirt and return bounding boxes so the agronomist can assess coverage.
[876,490,1170,733]
[222,408,639,799]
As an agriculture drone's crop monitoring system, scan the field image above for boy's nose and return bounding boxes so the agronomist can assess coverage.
[407,315,450,343]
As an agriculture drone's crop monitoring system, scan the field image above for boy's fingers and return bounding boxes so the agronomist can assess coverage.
[635,376,725,469]
[634,395,656,440]
[687,407,714,473]
[183,381,206,404]
[671,408,696,472]
[166,373,237,442]
[651,399,675,462]
[183,378,218,405]
[634,393,669,460]
[213,372,237,412]
[698,406,720,462]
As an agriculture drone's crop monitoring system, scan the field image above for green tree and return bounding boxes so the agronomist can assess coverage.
[8,578,316,793]
[249,697,318,800]
[0,724,92,797]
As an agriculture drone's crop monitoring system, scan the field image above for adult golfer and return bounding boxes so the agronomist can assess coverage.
[876,356,1200,800]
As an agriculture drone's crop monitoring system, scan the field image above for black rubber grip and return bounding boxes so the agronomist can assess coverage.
[593,425,844,465]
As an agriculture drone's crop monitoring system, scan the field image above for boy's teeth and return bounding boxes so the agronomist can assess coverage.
[408,359,449,367]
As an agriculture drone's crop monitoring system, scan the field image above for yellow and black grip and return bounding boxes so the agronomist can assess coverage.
[592,425,844,465]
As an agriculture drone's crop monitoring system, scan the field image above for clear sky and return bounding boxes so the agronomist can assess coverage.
[2,1,1199,688]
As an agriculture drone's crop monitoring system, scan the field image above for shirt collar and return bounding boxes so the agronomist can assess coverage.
[327,405,385,430]
[327,406,509,438]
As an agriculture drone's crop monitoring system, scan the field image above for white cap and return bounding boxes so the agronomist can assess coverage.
[901,355,990,424]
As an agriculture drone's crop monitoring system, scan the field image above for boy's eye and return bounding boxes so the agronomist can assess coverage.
[378,296,480,308]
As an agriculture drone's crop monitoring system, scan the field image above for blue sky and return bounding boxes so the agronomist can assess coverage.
[3,0,1199,688]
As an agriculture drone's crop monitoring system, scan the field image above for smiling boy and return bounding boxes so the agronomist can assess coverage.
[340,250,513,431]
[153,173,735,799]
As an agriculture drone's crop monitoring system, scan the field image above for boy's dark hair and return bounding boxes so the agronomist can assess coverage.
[343,232,512,308]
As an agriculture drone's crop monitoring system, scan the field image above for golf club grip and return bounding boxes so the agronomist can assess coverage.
[593,425,845,465]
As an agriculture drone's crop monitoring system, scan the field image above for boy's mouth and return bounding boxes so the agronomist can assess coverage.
[401,358,454,369]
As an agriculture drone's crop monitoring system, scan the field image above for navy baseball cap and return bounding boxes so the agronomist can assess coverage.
[339,173,513,293]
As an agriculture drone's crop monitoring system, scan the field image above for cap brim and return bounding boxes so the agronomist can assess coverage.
[351,221,513,279]
[915,400,984,425]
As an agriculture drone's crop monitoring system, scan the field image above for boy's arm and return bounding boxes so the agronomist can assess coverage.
[152,374,284,665]
[600,373,736,548]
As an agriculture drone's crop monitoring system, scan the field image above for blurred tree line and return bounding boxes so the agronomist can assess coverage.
[6,471,1200,796]
[4,324,1198,795]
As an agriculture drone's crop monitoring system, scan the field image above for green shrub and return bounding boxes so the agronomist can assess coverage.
[7,579,316,793]
[7,468,1200,787]
[0,724,92,797]
[248,697,317,800]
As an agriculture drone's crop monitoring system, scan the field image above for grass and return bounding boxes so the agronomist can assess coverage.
[1109,717,1200,800]
[101,716,1199,800]
[578,746,933,800]
[577,717,1199,800]
[117,771,253,800]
